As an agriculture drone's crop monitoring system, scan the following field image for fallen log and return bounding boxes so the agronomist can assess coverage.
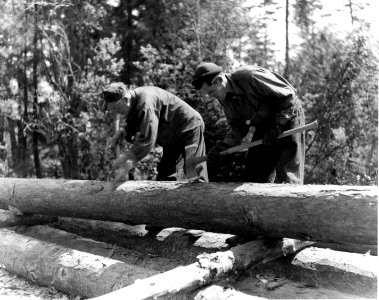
[251,246,377,298]
[14,225,180,272]
[289,247,377,296]
[0,228,159,298]
[315,242,377,255]
[91,238,313,300]
[0,209,56,228]
[51,217,235,263]
[0,178,377,245]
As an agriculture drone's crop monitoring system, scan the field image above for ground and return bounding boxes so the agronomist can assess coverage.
[0,268,70,299]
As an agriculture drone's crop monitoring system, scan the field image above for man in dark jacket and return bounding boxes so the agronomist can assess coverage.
[192,62,305,184]
[102,83,208,185]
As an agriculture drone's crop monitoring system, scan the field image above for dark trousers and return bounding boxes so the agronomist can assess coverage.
[156,122,208,182]
[244,108,305,184]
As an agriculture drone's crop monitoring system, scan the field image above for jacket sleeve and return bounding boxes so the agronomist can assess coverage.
[130,107,159,161]
[223,111,246,147]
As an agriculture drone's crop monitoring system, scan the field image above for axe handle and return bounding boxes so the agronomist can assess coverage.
[186,120,318,166]
[220,120,318,155]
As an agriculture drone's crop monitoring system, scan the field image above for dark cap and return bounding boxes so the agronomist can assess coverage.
[192,62,222,90]
[102,82,127,103]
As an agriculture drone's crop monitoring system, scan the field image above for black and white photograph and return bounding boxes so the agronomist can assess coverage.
[0,0,377,299]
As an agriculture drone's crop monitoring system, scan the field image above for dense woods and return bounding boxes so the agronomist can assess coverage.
[0,0,377,185]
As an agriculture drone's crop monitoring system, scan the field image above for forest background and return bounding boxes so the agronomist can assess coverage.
[0,0,377,185]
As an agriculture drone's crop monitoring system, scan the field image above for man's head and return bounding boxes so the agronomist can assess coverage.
[192,62,226,101]
[192,62,222,90]
[102,82,130,114]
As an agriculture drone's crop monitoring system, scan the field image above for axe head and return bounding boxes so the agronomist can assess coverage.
[184,145,208,180]
[185,161,199,180]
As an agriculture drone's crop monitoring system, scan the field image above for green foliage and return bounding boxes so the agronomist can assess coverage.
[1,0,377,185]
[290,31,378,185]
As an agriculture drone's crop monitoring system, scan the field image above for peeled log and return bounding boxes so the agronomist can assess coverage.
[0,228,158,298]
[0,178,377,245]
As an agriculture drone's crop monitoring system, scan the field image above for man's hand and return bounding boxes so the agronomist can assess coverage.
[263,126,283,146]
[207,141,229,165]
[113,153,128,169]
[108,129,125,149]
[111,151,136,190]
[111,161,134,190]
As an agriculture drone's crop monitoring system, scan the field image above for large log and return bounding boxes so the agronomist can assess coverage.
[250,247,377,298]
[0,178,377,245]
[0,228,160,298]
[51,217,236,263]
[14,225,180,272]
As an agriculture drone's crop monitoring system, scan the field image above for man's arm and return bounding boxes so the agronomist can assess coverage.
[130,107,159,161]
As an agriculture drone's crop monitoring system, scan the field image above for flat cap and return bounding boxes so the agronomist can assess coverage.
[192,62,222,90]
[102,82,127,103]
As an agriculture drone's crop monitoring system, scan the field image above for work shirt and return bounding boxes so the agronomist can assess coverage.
[125,86,203,161]
[221,66,302,146]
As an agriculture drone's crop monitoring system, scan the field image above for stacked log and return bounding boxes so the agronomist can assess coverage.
[0,178,377,299]
[0,178,377,245]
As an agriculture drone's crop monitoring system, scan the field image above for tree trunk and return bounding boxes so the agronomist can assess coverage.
[0,178,376,245]
[92,239,313,300]
[284,0,290,78]
[32,3,42,178]
[0,228,158,298]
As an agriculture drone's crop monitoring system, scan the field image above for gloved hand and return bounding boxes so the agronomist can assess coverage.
[207,141,229,165]
[263,126,283,146]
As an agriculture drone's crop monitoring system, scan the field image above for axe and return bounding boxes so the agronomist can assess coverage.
[185,120,318,176]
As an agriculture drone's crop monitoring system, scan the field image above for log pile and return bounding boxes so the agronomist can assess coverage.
[0,178,377,299]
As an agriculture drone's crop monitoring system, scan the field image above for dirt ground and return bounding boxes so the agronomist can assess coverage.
[0,218,376,299]
[0,268,71,299]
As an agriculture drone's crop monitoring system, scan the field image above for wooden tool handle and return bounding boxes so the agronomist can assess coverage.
[220,120,318,155]
[186,121,318,166]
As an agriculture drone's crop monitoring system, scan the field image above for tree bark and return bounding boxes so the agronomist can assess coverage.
[284,0,290,78]
[92,238,313,300]
[0,178,377,245]
[32,2,42,178]
[0,228,159,298]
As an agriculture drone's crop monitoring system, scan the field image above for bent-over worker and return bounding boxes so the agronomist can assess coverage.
[102,83,208,186]
[192,62,305,184]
